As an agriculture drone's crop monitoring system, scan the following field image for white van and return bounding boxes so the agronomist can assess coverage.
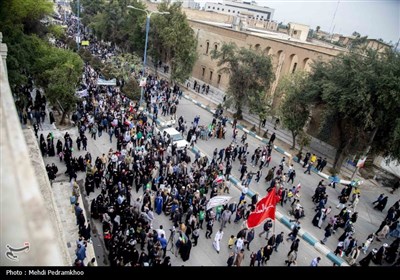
[163,127,189,150]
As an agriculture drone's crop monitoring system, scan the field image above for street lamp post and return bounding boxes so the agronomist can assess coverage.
[127,5,169,109]
[76,0,80,50]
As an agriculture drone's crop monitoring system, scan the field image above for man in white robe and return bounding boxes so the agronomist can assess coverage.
[213,229,224,253]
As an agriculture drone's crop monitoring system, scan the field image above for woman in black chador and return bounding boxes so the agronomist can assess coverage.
[47,133,55,157]
[39,134,47,156]
[49,111,55,125]
[180,238,192,262]
[385,238,400,264]
[359,249,376,267]
[56,139,63,156]
[374,196,389,212]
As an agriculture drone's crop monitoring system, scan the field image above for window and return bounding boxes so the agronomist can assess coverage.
[228,9,230,12]
[217,8,219,10]
[292,63,297,73]
[206,41,209,54]
[209,71,213,81]
[202,67,205,77]
[214,44,218,51]
[222,9,224,11]
[217,74,221,84]
[208,6,210,9]
[213,7,215,10]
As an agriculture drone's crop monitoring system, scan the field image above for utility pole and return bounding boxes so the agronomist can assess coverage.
[329,0,340,42]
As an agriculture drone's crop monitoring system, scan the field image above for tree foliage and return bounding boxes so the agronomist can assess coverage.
[0,0,52,34]
[277,71,311,149]
[33,46,84,124]
[305,48,400,169]
[150,2,198,83]
[211,42,274,119]
[1,0,83,124]
[0,0,53,86]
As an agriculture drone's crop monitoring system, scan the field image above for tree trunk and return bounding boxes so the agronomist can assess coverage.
[291,131,297,149]
[235,106,243,120]
[154,61,158,77]
[333,141,347,172]
[258,119,262,134]
[60,111,68,126]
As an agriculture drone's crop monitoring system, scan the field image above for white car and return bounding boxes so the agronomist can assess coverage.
[163,127,189,150]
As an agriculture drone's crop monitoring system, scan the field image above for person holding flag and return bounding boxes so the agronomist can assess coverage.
[246,188,280,230]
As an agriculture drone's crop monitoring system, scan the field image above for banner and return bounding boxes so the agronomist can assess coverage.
[206,196,232,210]
[246,190,279,229]
[75,89,88,98]
[81,40,90,46]
[97,78,116,86]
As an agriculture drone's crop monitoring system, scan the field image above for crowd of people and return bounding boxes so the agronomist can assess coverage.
[13,4,400,267]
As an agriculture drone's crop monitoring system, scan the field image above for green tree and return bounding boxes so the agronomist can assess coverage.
[211,42,274,119]
[350,35,368,51]
[121,77,141,101]
[276,71,311,149]
[80,0,145,53]
[306,48,400,170]
[0,0,52,34]
[297,131,311,155]
[248,92,272,134]
[150,2,198,83]
[0,0,53,86]
[34,47,84,125]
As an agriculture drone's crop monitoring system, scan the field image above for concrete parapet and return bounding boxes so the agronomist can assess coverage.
[0,34,69,265]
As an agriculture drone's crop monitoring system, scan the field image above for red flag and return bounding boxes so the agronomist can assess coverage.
[246,190,279,229]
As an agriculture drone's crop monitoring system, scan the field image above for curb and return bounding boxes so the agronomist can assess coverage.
[198,146,348,266]
[156,94,350,266]
[182,93,352,186]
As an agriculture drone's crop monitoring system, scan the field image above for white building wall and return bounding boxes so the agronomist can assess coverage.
[204,1,274,21]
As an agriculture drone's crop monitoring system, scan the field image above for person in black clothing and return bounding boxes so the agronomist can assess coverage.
[227,252,235,266]
[180,238,192,262]
[287,238,300,256]
[275,232,284,252]
[268,133,276,145]
[359,249,376,267]
[374,196,389,211]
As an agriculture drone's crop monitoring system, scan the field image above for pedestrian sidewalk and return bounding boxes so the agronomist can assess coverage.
[52,182,97,266]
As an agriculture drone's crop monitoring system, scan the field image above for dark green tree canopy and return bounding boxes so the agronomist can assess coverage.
[277,71,311,149]
[211,42,274,119]
[1,0,84,124]
[306,48,400,168]
[150,1,198,83]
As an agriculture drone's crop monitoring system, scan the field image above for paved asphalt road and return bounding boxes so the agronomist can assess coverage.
[40,96,399,266]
